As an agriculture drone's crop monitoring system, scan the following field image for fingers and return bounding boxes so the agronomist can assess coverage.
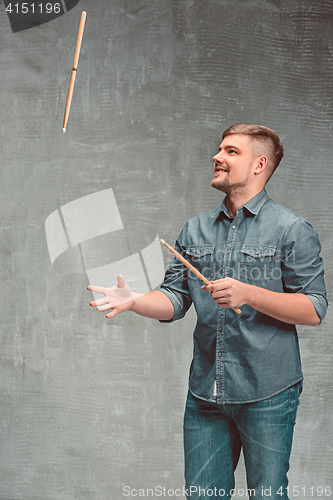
[90,297,109,307]
[87,285,107,295]
[97,303,112,312]
[106,309,119,319]
[201,278,232,293]
[201,281,215,292]
[201,283,223,293]
[117,274,126,288]
[105,300,134,319]
[201,279,232,304]
[210,289,229,299]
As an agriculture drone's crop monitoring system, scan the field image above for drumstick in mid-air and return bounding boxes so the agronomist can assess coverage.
[62,11,87,133]
[160,239,241,314]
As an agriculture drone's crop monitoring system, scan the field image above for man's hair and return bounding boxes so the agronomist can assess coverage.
[222,123,284,181]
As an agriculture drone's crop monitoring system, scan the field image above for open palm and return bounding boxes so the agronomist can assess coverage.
[87,275,142,318]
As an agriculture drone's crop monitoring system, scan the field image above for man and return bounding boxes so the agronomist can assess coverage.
[88,124,327,499]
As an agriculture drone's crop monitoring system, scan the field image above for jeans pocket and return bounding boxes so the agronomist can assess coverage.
[296,381,303,406]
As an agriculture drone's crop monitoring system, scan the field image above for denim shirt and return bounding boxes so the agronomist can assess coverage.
[160,189,327,404]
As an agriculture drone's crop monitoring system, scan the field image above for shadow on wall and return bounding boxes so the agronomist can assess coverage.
[3,0,81,33]
[45,188,166,299]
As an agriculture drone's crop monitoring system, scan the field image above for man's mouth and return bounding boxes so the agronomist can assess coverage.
[214,165,229,174]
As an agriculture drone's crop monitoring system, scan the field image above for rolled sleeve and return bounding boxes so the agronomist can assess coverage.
[159,286,190,322]
[159,225,193,323]
[305,294,328,323]
[282,218,328,322]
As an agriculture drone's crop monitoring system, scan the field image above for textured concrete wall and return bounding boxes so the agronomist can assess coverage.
[0,0,332,498]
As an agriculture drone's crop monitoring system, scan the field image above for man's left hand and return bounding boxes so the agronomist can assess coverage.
[201,278,251,309]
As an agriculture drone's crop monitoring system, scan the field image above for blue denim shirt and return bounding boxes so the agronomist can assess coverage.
[160,189,327,404]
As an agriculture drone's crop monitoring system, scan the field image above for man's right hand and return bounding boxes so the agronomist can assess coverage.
[87,275,143,318]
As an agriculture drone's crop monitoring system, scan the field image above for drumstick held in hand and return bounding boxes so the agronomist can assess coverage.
[62,11,87,133]
[160,239,241,315]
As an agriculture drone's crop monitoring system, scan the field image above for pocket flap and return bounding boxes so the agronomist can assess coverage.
[186,245,215,258]
[241,244,276,259]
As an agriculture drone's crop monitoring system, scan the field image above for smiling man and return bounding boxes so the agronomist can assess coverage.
[88,123,327,500]
[211,126,277,201]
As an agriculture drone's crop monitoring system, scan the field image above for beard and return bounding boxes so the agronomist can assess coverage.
[211,161,252,196]
[211,176,248,196]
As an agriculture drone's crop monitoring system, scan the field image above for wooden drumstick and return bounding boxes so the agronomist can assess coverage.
[160,239,241,314]
[62,11,87,133]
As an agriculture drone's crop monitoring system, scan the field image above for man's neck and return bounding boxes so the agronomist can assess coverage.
[225,187,264,218]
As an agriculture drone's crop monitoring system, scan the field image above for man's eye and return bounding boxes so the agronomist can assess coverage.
[229,149,237,154]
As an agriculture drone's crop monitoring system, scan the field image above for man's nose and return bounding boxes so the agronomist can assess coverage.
[213,151,223,163]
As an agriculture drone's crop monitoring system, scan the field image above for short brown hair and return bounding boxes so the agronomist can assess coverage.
[222,123,284,180]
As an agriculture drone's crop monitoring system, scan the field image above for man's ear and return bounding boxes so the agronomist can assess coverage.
[254,156,268,175]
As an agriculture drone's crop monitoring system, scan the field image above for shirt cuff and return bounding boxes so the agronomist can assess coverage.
[306,293,328,324]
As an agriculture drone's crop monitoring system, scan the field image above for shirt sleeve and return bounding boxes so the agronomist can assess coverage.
[159,222,193,323]
[281,218,328,322]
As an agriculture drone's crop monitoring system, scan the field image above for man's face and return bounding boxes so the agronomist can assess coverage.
[211,134,258,195]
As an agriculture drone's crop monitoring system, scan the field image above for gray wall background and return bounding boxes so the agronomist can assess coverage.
[0,0,332,498]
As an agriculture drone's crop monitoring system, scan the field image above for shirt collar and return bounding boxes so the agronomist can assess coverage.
[212,188,269,220]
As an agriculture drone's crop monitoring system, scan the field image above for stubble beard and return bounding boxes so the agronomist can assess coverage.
[211,160,253,198]
[211,177,248,197]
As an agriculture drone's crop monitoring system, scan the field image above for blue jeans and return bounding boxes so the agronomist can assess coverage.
[183,383,302,499]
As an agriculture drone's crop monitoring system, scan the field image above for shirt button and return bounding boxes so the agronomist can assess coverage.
[231,224,236,229]
[218,325,222,332]
[226,249,231,254]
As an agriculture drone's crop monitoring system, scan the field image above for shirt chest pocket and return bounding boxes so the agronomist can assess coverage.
[186,245,215,282]
[240,244,276,281]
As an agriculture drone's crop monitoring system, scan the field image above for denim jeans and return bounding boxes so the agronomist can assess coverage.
[183,383,302,499]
